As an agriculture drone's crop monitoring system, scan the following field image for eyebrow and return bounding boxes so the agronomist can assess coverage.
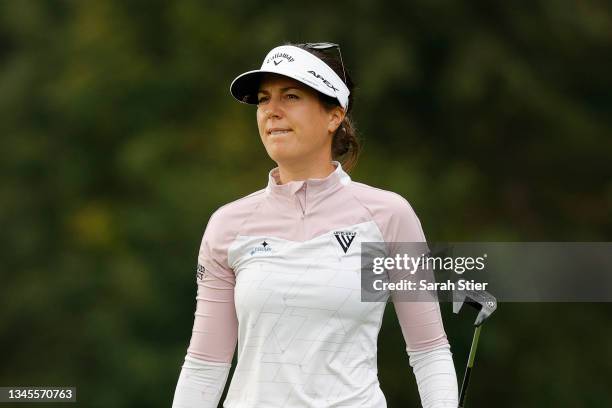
[257,86,302,94]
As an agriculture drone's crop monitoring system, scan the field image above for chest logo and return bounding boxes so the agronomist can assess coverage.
[334,231,356,254]
[250,240,272,256]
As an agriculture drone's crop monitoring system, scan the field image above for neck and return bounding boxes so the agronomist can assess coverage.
[276,157,336,184]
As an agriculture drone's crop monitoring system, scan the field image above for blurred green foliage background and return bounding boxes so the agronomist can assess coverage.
[1,1,611,407]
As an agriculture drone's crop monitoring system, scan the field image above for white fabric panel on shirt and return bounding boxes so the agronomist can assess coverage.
[224,221,387,407]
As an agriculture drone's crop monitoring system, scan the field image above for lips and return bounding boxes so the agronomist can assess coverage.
[267,128,292,135]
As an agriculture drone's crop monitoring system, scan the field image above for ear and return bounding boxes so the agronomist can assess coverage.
[327,106,346,134]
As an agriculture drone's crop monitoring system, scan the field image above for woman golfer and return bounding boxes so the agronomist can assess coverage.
[172,42,458,407]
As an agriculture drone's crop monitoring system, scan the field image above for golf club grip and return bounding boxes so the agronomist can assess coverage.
[458,367,471,407]
[459,325,482,407]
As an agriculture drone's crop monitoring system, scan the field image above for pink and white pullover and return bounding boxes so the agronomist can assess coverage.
[172,162,458,408]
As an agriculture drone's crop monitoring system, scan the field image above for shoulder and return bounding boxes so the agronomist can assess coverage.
[345,180,425,242]
[203,188,267,241]
[198,188,267,272]
[211,188,267,222]
[347,181,418,217]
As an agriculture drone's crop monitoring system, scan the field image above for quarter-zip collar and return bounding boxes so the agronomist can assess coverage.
[265,161,351,201]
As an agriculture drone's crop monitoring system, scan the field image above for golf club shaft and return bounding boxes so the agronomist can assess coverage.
[458,325,481,408]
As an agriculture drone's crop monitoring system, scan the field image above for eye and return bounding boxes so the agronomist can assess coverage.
[286,94,299,100]
[257,95,269,104]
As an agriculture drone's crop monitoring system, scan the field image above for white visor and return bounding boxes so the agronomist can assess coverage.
[229,45,350,110]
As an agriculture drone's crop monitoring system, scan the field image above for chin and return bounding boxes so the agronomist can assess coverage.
[266,147,304,165]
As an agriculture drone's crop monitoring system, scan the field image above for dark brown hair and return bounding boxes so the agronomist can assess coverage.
[291,43,361,172]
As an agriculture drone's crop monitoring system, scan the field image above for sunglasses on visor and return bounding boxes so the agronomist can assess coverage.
[296,42,347,85]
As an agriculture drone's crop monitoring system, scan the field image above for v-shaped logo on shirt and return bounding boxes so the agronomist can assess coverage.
[334,231,357,254]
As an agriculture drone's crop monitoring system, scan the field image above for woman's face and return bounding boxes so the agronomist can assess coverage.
[256,73,343,166]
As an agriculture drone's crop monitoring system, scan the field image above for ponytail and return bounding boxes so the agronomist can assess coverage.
[331,116,360,172]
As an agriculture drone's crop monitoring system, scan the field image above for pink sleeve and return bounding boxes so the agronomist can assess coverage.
[186,210,238,363]
[374,195,450,353]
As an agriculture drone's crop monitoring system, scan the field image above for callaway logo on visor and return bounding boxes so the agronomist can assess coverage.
[229,45,350,110]
[265,52,295,65]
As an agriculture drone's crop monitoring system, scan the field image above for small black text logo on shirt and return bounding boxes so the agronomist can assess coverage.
[250,241,273,256]
[196,264,206,280]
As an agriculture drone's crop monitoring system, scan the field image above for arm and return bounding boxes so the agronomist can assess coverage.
[394,301,459,408]
[383,196,459,407]
[172,212,238,408]
[407,343,458,408]
[172,355,231,408]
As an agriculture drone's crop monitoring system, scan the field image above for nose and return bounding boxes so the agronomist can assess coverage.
[263,95,282,119]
